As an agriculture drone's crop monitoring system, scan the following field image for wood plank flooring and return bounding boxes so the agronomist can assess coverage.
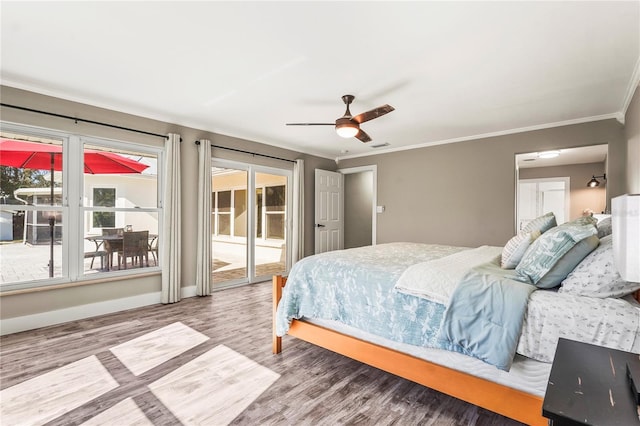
[0,281,523,425]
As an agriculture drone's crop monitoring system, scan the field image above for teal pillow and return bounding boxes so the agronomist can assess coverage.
[516,221,598,287]
[534,235,600,289]
[522,212,557,234]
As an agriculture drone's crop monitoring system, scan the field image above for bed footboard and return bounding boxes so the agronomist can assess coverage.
[271,274,545,425]
[272,275,286,354]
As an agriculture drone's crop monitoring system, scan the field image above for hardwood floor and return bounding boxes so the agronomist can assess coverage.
[0,281,523,425]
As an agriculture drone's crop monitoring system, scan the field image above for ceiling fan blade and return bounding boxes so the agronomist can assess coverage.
[286,123,334,126]
[353,104,395,124]
[355,129,372,143]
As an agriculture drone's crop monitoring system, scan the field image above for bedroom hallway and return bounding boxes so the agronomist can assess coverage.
[0,281,523,425]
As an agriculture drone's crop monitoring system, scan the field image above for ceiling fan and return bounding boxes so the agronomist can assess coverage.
[286,95,394,143]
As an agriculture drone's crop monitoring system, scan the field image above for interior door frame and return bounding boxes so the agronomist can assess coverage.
[516,176,571,230]
[338,165,377,246]
[211,158,292,289]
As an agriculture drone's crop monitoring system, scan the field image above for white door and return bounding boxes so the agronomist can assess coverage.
[517,178,570,230]
[315,169,343,254]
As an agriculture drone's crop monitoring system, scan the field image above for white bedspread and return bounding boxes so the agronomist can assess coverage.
[394,245,503,304]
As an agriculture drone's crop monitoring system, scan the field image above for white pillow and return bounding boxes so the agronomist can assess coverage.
[560,235,640,298]
[596,216,612,238]
[501,230,540,269]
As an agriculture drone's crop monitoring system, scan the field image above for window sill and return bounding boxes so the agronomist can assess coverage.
[0,270,161,297]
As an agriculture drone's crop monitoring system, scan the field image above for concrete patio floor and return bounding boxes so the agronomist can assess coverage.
[0,239,286,285]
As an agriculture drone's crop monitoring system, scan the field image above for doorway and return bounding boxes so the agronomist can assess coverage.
[517,178,570,231]
[339,165,377,249]
[211,160,291,289]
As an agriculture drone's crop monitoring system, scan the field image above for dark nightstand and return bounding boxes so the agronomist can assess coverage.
[543,338,640,425]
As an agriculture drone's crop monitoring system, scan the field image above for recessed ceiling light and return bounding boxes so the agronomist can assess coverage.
[538,150,560,159]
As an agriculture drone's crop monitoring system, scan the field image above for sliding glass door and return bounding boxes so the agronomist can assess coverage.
[211,166,248,284]
[211,160,290,288]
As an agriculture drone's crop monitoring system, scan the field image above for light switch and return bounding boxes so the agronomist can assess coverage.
[376,205,385,213]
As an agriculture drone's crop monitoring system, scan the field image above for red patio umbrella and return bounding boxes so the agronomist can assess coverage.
[0,138,150,277]
[0,138,150,174]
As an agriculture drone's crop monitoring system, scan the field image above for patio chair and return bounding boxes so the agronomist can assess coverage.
[103,228,124,270]
[84,249,107,270]
[119,230,149,269]
[148,235,159,266]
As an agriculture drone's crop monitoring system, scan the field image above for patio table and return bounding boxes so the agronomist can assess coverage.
[85,233,157,271]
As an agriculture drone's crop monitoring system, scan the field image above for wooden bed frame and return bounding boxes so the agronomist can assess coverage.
[272,275,550,426]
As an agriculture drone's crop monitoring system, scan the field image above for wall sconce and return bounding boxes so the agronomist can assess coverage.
[587,174,606,188]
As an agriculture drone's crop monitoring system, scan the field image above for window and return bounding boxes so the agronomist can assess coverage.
[216,190,231,236]
[92,188,116,228]
[265,185,285,239]
[0,123,163,291]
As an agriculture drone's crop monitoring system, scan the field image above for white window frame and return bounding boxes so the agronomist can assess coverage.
[89,185,117,233]
[0,121,164,292]
[211,158,292,287]
[262,183,286,241]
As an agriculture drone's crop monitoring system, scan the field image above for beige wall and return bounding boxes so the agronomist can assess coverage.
[2,83,636,324]
[519,162,607,221]
[625,85,640,193]
[0,85,336,320]
[338,119,627,247]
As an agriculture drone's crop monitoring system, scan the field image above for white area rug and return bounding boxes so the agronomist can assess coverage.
[149,344,280,425]
[0,355,119,426]
[110,322,209,376]
[81,397,153,426]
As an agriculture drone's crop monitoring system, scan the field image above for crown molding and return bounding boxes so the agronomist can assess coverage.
[335,113,620,162]
[620,56,640,121]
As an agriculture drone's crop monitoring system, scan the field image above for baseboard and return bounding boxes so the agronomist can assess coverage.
[0,285,198,336]
[181,285,197,298]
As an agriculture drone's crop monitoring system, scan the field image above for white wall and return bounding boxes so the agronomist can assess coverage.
[84,174,158,234]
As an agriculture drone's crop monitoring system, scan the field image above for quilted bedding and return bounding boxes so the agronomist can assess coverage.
[275,242,640,370]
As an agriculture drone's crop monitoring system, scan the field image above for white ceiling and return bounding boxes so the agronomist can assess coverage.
[1,2,638,161]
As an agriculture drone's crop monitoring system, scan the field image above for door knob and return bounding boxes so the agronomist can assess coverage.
[316,224,325,228]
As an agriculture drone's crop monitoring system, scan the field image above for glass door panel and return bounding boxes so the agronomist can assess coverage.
[212,167,247,285]
[255,172,287,279]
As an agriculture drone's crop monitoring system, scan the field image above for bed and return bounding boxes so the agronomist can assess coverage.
[272,215,640,425]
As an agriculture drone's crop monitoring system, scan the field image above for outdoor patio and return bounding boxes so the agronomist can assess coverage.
[0,239,286,285]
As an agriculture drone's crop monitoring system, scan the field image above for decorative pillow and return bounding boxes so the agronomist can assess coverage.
[516,221,598,288]
[501,230,541,269]
[560,235,640,298]
[534,235,600,289]
[522,212,557,234]
[569,216,598,227]
[596,217,612,238]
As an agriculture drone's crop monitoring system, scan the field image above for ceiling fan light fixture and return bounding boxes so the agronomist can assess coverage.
[335,118,359,138]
